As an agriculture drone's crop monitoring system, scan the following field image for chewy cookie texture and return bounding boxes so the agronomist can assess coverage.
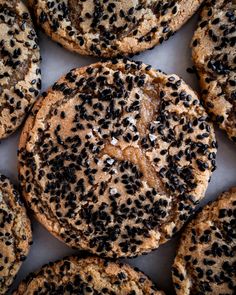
[18,59,217,258]
[0,0,41,139]
[28,0,204,57]
[192,0,236,142]
[13,256,164,294]
[0,174,32,295]
[172,188,236,295]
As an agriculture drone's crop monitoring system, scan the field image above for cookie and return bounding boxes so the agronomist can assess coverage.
[0,0,41,140]
[18,59,217,258]
[192,0,236,142]
[13,256,164,294]
[172,187,236,294]
[28,0,203,57]
[0,174,32,295]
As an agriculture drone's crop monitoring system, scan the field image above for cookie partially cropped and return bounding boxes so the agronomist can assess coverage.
[172,188,236,294]
[0,0,41,139]
[28,0,203,57]
[0,174,32,295]
[18,59,217,258]
[13,256,164,294]
[192,0,236,142]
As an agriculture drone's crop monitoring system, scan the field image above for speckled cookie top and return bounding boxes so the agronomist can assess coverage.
[13,256,164,295]
[192,0,236,142]
[172,187,236,295]
[0,174,32,295]
[28,0,203,57]
[18,59,217,258]
[0,0,41,139]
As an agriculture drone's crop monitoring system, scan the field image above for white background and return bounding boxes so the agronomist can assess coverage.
[1,12,236,295]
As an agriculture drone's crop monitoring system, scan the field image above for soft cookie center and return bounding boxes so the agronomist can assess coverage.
[68,0,146,35]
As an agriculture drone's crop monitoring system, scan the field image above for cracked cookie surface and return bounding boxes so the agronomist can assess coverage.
[0,174,32,295]
[172,187,236,295]
[18,59,217,258]
[13,256,164,294]
[28,0,203,57]
[0,0,41,139]
[192,0,236,142]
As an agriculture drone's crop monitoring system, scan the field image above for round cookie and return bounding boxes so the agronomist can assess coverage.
[192,0,236,142]
[172,188,236,294]
[0,174,32,295]
[13,256,164,294]
[0,0,41,139]
[28,0,204,57]
[18,59,217,258]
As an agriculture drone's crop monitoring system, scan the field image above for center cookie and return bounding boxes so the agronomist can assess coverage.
[18,59,217,258]
[28,0,204,57]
